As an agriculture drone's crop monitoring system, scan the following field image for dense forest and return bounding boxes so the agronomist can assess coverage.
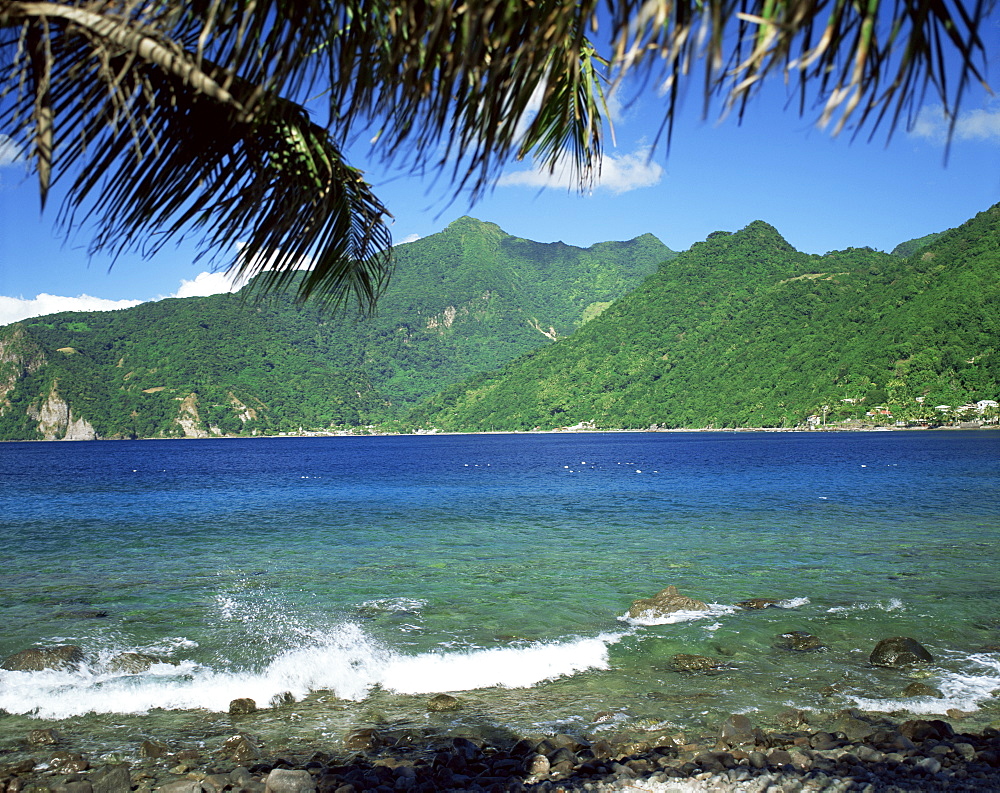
[2,207,997,441]
[409,208,1000,431]
[0,218,671,439]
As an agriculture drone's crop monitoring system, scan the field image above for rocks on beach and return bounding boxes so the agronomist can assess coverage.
[4,716,1000,793]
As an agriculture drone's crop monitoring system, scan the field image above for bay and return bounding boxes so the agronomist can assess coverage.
[1,430,998,757]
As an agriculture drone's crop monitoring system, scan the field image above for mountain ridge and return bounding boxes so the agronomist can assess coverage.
[409,208,1000,431]
[0,218,673,439]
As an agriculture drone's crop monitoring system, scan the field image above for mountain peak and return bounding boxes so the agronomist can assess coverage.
[445,216,506,236]
[732,220,796,252]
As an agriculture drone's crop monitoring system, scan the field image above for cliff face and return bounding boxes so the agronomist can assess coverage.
[27,386,98,441]
[0,326,46,409]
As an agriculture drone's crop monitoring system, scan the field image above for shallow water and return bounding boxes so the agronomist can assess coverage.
[1,431,999,758]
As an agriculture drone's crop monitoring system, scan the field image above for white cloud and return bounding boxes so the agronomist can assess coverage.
[0,293,143,327]
[399,233,421,244]
[168,270,243,298]
[498,145,664,194]
[0,135,24,167]
[0,270,244,326]
[910,104,1000,144]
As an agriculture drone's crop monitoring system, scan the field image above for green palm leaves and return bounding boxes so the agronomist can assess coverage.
[0,1,992,306]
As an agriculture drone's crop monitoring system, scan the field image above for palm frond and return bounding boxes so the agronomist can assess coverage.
[0,0,994,307]
[1,1,391,305]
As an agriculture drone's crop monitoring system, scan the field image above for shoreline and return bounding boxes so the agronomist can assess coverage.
[3,423,998,444]
[4,712,1000,792]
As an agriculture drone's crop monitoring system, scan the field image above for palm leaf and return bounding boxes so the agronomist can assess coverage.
[0,0,993,307]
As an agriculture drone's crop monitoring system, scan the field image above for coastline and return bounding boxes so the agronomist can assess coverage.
[3,422,998,443]
[4,712,1000,792]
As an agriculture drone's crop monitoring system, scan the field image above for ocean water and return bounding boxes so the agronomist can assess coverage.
[1,430,999,758]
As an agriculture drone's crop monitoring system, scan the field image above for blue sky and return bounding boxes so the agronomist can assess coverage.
[1,54,999,326]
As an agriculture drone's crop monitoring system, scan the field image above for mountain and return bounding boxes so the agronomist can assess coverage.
[0,218,673,440]
[409,208,1000,431]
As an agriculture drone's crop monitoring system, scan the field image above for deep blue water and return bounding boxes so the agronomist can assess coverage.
[1,430,999,753]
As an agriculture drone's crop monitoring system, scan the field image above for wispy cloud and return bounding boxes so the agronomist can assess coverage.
[0,135,24,167]
[498,145,664,194]
[910,104,1000,144]
[399,233,421,244]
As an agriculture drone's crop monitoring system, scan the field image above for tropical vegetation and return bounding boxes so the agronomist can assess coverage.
[409,206,1000,432]
[0,219,670,439]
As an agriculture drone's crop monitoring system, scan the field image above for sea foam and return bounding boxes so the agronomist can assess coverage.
[0,623,624,719]
[620,603,738,627]
[851,653,1000,715]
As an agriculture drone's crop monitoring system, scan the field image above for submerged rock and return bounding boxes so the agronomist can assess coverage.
[717,714,763,745]
[671,654,726,673]
[901,681,943,697]
[735,598,779,610]
[54,609,109,619]
[27,728,60,746]
[343,728,381,752]
[628,586,708,618]
[427,693,462,712]
[2,645,85,671]
[107,652,161,674]
[221,734,262,764]
[870,636,933,667]
[775,631,827,652]
[269,691,295,708]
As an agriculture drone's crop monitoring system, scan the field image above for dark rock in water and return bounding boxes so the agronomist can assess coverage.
[870,636,933,667]
[343,728,381,751]
[2,645,85,671]
[90,764,132,793]
[671,654,725,672]
[269,691,295,708]
[27,728,60,745]
[775,631,827,652]
[901,681,943,698]
[229,698,258,715]
[827,711,879,741]
[138,739,170,758]
[55,609,109,619]
[735,598,779,610]
[628,586,708,618]
[775,708,809,729]
[717,714,763,745]
[427,693,462,712]
[107,652,161,674]
[222,734,263,764]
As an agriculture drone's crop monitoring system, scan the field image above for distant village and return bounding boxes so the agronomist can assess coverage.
[806,398,1000,430]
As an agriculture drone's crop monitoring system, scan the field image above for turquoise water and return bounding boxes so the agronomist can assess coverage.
[1,431,999,756]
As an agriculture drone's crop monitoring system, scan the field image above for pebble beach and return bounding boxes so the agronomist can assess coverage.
[4,711,1000,793]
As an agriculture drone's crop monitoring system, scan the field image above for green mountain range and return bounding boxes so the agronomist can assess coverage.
[3,207,997,441]
[0,217,672,440]
[410,208,1000,431]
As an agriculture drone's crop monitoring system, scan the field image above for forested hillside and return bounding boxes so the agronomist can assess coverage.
[0,218,671,440]
[409,207,1000,431]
